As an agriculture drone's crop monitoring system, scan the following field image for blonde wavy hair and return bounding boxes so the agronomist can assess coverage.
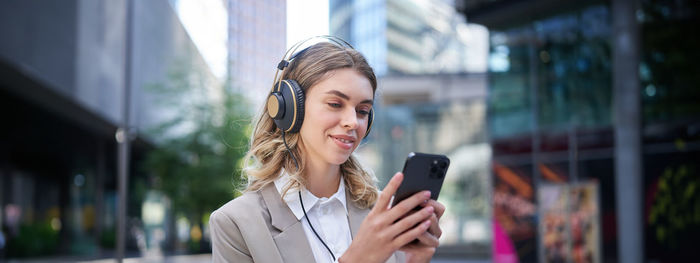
[241,42,379,209]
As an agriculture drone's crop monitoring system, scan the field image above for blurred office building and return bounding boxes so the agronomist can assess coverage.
[368,73,493,258]
[335,0,700,262]
[0,0,221,259]
[227,0,287,107]
[331,0,494,258]
[330,0,489,76]
[455,0,700,262]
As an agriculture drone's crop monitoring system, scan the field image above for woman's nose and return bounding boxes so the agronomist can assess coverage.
[341,108,359,129]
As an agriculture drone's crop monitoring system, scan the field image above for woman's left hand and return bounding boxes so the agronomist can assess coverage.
[399,199,445,263]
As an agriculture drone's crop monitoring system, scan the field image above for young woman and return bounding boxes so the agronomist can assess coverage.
[209,39,445,263]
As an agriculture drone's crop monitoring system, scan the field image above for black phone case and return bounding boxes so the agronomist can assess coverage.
[392,152,450,207]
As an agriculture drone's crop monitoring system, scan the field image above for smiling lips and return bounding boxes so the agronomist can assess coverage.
[330,135,356,150]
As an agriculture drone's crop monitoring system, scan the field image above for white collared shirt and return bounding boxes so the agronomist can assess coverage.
[274,175,352,263]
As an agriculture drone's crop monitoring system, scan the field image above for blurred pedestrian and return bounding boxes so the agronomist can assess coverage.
[209,36,444,263]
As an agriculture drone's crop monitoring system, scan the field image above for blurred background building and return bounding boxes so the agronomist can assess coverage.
[330,0,489,76]
[227,0,287,106]
[0,0,217,258]
[1,0,699,262]
[335,0,700,262]
[0,0,256,260]
[330,0,494,259]
[456,0,700,262]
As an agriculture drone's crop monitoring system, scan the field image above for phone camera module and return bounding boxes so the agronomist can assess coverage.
[429,159,447,178]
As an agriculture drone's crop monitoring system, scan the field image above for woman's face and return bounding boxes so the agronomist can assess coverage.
[298,68,374,166]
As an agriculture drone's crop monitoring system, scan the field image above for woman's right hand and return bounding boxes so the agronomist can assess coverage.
[339,172,434,263]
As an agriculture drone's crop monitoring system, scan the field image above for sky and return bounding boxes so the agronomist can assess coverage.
[286,0,330,49]
[174,0,486,79]
[173,0,228,80]
[174,0,328,81]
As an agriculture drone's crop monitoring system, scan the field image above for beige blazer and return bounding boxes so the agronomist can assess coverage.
[210,183,405,263]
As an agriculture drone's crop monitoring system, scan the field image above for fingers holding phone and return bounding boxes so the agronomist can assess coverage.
[377,173,435,238]
[419,199,444,238]
[391,152,449,262]
[340,173,434,263]
[342,152,450,263]
[395,198,444,247]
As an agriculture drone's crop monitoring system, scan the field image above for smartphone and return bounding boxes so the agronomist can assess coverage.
[391,152,450,208]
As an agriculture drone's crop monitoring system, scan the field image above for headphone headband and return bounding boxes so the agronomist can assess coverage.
[272,35,354,92]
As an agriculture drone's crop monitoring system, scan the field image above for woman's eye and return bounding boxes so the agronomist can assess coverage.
[328,103,341,108]
[357,109,370,116]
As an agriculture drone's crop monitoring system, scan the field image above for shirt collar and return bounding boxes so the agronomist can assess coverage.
[274,171,348,220]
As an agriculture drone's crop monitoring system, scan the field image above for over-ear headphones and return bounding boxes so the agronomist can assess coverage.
[266,35,374,138]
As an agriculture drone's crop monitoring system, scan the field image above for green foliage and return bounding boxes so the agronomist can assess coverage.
[6,222,59,258]
[141,60,251,242]
[648,164,700,251]
[99,227,116,249]
[144,93,249,217]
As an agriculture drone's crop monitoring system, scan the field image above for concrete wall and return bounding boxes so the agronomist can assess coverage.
[0,0,219,134]
[0,0,79,96]
[75,0,127,124]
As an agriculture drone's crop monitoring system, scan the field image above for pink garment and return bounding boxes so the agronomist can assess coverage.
[492,219,518,263]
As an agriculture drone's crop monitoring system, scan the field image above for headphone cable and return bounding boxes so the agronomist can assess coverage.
[300,191,337,262]
[281,131,336,261]
[281,130,299,169]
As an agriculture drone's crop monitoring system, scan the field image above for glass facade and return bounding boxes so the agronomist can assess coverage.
[487,4,619,261]
[330,0,486,76]
[482,0,700,261]
[639,1,700,261]
[640,0,700,123]
[489,5,612,139]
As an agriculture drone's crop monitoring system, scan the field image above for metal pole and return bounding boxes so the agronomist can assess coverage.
[117,0,134,261]
[612,0,643,262]
[528,29,542,263]
[528,34,540,186]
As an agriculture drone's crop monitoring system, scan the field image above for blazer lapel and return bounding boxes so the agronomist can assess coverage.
[261,184,316,263]
[345,190,370,239]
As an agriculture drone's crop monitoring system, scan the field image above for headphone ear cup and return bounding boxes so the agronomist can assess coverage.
[272,80,305,133]
[364,108,374,139]
[287,80,305,133]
